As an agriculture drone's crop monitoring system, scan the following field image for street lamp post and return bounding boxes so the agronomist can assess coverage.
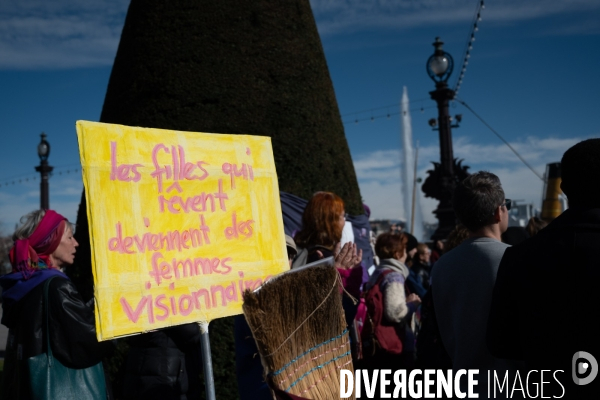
[35,133,53,210]
[422,38,470,240]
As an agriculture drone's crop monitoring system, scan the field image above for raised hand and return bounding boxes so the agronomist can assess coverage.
[333,242,363,270]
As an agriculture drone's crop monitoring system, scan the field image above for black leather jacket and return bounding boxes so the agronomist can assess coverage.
[1,276,110,399]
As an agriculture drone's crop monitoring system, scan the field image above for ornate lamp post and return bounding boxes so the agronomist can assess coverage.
[35,132,53,210]
[422,38,470,240]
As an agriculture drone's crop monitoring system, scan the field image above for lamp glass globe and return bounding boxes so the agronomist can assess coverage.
[38,142,48,157]
[430,56,449,76]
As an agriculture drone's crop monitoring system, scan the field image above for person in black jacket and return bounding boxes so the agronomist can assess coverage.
[402,233,427,299]
[411,243,431,291]
[121,323,203,399]
[0,209,112,399]
[487,139,600,398]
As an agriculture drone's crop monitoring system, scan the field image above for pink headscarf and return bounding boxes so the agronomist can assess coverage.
[9,210,67,280]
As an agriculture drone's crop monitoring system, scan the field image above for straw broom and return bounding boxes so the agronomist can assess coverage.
[243,260,355,399]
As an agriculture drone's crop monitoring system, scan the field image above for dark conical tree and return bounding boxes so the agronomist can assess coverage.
[73,1,362,398]
[98,0,361,207]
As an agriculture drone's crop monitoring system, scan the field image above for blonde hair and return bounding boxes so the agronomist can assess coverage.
[416,243,430,255]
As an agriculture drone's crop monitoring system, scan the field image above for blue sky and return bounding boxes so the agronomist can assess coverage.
[1,0,599,233]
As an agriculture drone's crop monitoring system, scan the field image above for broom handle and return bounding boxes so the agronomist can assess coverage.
[199,321,216,400]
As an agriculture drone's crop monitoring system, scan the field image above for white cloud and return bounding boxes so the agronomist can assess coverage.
[310,0,600,36]
[0,0,128,69]
[0,174,82,234]
[354,135,591,225]
[2,0,598,69]
[2,135,595,237]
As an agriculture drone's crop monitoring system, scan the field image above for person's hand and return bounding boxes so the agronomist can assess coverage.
[406,293,421,306]
[333,242,363,270]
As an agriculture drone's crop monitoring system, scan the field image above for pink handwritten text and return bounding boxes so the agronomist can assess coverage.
[151,144,209,192]
[110,141,143,182]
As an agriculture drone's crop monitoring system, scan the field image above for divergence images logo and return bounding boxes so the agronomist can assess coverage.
[572,351,598,386]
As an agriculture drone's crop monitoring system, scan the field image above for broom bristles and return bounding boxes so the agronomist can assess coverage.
[243,264,355,399]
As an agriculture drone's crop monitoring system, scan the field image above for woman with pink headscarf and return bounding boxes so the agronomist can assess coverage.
[0,209,111,399]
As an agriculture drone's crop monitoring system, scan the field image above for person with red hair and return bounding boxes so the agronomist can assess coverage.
[365,233,421,366]
[293,191,346,259]
[293,192,363,293]
[0,209,111,399]
[292,192,364,361]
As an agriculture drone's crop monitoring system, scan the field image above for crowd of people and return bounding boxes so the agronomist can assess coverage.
[1,138,599,399]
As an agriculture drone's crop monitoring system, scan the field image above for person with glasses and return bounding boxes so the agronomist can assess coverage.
[499,200,532,246]
[430,171,522,397]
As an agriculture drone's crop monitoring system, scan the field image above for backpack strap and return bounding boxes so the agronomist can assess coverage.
[361,268,406,356]
[366,268,394,291]
[291,248,308,269]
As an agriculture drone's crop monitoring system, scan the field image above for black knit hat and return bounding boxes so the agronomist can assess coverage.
[403,232,418,254]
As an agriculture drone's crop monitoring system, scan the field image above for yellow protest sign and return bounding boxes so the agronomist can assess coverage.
[76,121,287,341]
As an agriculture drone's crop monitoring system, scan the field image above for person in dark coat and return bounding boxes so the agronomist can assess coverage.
[500,225,530,245]
[411,243,431,291]
[487,139,600,398]
[121,323,202,400]
[402,233,427,298]
[0,209,112,399]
